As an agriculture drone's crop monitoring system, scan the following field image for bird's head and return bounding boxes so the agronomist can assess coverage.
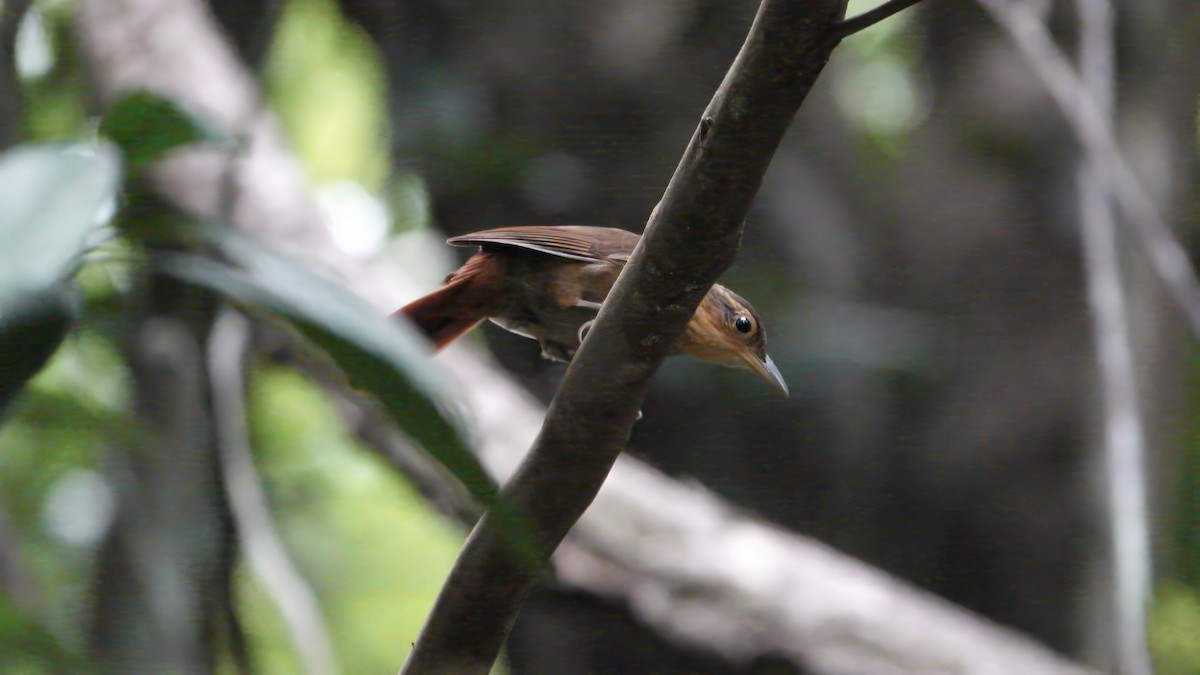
[677,284,788,397]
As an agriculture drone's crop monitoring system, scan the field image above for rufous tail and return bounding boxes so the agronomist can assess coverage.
[392,254,500,352]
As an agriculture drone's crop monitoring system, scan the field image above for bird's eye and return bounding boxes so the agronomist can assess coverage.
[734,316,753,334]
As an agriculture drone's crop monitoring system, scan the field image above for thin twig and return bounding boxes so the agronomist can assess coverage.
[978,0,1200,339]
[1073,0,1153,671]
[832,0,926,39]
[209,307,337,675]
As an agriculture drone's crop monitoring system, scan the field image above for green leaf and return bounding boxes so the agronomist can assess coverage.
[0,143,120,416]
[156,233,495,502]
[0,287,77,419]
[100,90,224,169]
[0,143,120,300]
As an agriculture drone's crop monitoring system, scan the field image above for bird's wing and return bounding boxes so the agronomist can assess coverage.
[447,226,639,264]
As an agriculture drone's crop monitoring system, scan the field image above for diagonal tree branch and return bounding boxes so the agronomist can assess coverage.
[74,0,373,306]
[977,0,1200,339]
[210,308,337,675]
[833,0,927,39]
[401,1,849,672]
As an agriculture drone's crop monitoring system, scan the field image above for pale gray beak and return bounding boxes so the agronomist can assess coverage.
[743,352,789,397]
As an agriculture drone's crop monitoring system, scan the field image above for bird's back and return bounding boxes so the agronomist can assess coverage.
[447,225,640,265]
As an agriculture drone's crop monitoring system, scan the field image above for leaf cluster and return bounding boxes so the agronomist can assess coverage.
[1,90,491,502]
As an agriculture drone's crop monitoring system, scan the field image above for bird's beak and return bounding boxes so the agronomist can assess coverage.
[742,352,789,397]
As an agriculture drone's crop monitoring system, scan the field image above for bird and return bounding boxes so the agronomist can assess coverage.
[393,225,788,396]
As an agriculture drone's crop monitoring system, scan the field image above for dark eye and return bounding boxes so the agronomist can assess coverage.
[734,316,753,334]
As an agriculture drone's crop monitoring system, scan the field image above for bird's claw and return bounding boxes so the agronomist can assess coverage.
[577,320,595,345]
[539,341,576,363]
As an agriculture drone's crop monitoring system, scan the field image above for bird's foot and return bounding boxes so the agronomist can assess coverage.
[539,341,575,363]
[577,319,594,344]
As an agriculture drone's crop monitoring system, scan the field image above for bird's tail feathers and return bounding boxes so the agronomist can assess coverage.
[393,254,498,352]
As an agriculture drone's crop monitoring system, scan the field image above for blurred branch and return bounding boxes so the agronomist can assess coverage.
[205,0,285,69]
[70,0,1100,672]
[0,491,38,612]
[403,1,847,670]
[1073,0,1152,673]
[0,0,28,139]
[253,322,484,535]
[330,384,481,525]
[977,0,1200,338]
[833,0,926,38]
[75,0,379,307]
[560,461,1097,675]
[74,4,340,671]
[89,316,228,672]
[0,0,31,149]
[210,308,337,675]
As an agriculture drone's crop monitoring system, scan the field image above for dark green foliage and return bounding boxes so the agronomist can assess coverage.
[0,286,76,418]
[99,90,223,169]
[0,144,119,416]
[155,228,496,503]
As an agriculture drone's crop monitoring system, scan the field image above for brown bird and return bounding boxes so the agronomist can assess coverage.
[394,225,788,396]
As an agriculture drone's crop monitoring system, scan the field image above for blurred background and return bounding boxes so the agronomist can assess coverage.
[1,0,1199,672]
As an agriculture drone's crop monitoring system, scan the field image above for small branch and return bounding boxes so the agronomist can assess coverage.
[1073,0,1152,672]
[832,0,926,39]
[209,308,337,675]
[977,0,1200,338]
[402,1,848,672]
